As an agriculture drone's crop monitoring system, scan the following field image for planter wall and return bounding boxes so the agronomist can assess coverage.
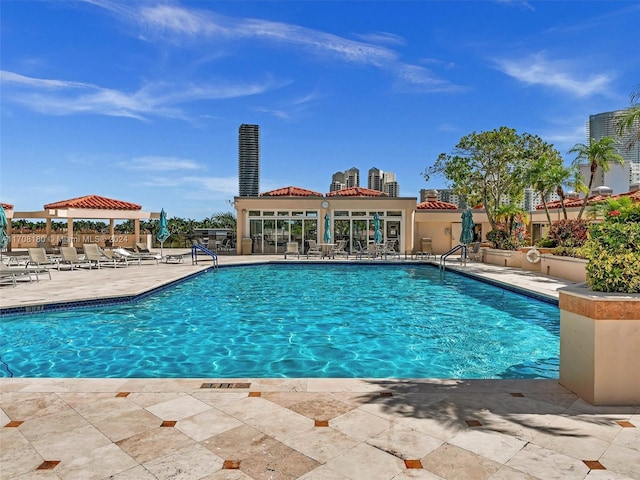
[519,247,554,272]
[541,255,587,282]
[559,286,640,405]
[483,248,523,268]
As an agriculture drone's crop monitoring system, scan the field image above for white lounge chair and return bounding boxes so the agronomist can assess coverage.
[59,246,92,270]
[83,243,125,268]
[27,247,59,270]
[0,264,34,286]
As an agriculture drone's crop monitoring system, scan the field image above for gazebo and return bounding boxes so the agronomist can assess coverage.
[9,194,159,249]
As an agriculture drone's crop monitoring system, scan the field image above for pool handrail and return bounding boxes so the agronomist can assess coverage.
[440,244,467,269]
[191,244,218,268]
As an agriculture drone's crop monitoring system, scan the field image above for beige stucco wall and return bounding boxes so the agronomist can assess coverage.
[413,210,490,255]
[541,255,587,282]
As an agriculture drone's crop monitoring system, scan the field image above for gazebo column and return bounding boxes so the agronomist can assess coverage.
[134,219,140,247]
[45,218,52,248]
[67,218,74,247]
[109,219,115,246]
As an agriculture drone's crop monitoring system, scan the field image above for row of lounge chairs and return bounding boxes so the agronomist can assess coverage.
[1,244,165,287]
[284,239,401,260]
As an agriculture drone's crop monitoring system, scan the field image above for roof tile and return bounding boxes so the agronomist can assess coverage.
[260,186,323,197]
[416,200,458,210]
[44,195,142,211]
[326,187,388,197]
[1,203,14,210]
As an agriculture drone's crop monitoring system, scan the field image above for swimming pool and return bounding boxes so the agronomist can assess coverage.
[0,264,559,379]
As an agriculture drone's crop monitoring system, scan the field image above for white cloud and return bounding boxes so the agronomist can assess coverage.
[0,70,283,120]
[495,52,614,97]
[122,157,201,171]
[83,0,464,93]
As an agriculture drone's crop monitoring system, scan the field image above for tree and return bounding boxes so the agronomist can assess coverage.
[209,212,237,230]
[617,84,640,151]
[523,147,569,225]
[569,136,624,219]
[425,127,551,230]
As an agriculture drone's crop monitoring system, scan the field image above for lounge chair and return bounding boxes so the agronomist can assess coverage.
[114,247,161,265]
[0,264,34,286]
[59,246,92,270]
[83,243,124,268]
[329,239,348,259]
[27,247,59,270]
[284,241,300,259]
[1,263,50,283]
[306,240,322,259]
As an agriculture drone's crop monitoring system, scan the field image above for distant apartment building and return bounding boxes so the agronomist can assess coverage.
[368,168,384,191]
[578,110,640,194]
[345,167,360,188]
[331,166,399,196]
[382,172,399,197]
[238,124,260,196]
[420,188,466,208]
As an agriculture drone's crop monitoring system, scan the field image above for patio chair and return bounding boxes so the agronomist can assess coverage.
[468,242,482,262]
[381,239,400,259]
[59,246,92,270]
[27,247,59,270]
[114,247,161,265]
[352,240,368,259]
[284,241,300,259]
[135,243,151,253]
[329,239,348,259]
[306,240,322,259]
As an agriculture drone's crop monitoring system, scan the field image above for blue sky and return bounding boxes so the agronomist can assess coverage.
[2,0,639,220]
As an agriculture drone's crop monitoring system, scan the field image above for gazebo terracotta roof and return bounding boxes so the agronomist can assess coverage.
[44,195,142,211]
[326,187,388,197]
[416,200,458,210]
[260,186,323,197]
[1,203,13,210]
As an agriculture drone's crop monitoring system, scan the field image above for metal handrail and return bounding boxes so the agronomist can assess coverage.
[191,244,218,269]
[439,244,467,269]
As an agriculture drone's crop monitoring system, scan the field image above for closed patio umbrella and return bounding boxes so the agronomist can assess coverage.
[460,209,474,246]
[157,208,170,257]
[0,204,8,260]
[373,212,383,244]
[323,213,331,243]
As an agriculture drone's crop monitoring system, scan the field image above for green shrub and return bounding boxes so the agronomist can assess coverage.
[536,237,557,248]
[487,228,517,250]
[583,202,640,293]
[551,246,586,258]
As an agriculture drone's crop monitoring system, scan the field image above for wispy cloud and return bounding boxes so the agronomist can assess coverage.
[495,52,614,97]
[136,174,238,197]
[1,70,283,120]
[83,0,463,93]
[495,0,534,11]
[120,156,201,171]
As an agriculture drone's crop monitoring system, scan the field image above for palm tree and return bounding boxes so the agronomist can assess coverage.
[617,84,640,151]
[569,136,624,219]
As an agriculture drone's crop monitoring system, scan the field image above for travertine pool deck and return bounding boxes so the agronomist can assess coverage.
[1,252,639,480]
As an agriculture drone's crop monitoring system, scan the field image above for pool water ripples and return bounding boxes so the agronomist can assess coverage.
[0,264,559,378]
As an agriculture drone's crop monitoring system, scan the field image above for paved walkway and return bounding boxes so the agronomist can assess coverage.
[1,252,638,480]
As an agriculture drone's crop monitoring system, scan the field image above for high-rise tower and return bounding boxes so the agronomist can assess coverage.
[238,124,260,196]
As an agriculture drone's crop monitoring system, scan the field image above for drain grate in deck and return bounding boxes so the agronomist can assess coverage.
[200,382,251,389]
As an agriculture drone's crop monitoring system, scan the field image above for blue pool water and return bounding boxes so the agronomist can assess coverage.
[0,264,559,379]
